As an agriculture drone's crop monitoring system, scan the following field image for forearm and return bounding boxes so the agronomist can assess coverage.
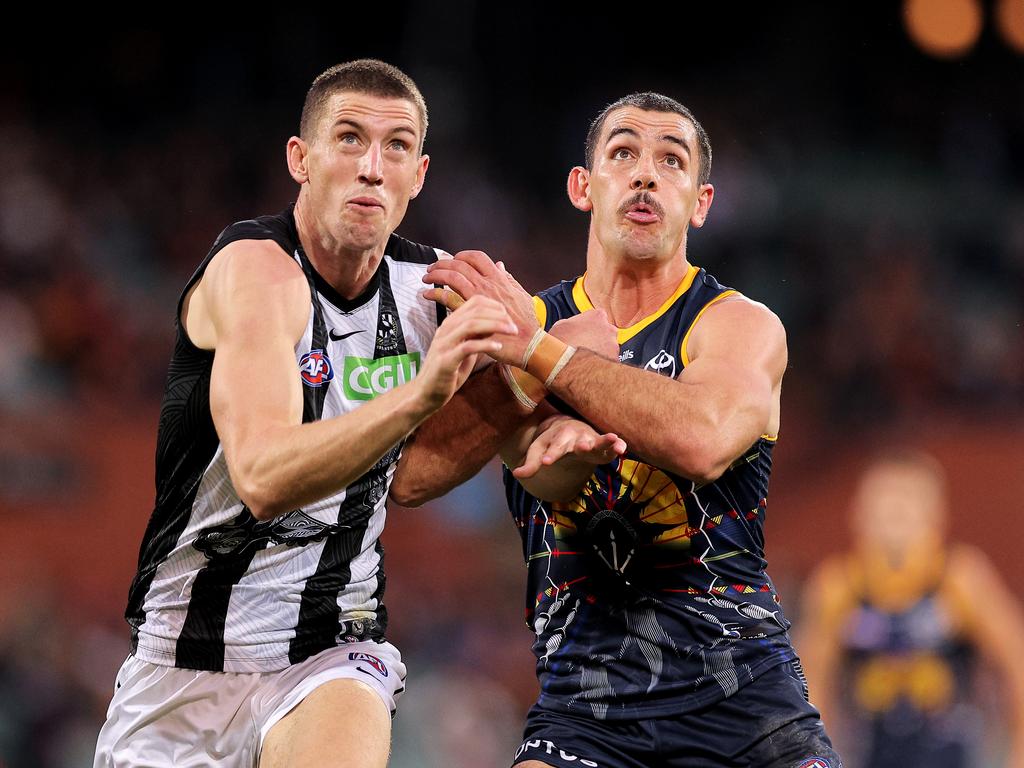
[389,364,533,506]
[497,409,601,503]
[231,381,432,520]
[547,349,745,481]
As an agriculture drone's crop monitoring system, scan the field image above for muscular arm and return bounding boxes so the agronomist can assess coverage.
[546,298,786,483]
[196,240,508,520]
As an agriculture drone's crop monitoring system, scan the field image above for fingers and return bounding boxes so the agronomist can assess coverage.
[453,250,500,277]
[422,286,465,310]
[423,265,478,301]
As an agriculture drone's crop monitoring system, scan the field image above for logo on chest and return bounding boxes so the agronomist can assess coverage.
[342,352,421,400]
[299,350,335,387]
[643,349,677,378]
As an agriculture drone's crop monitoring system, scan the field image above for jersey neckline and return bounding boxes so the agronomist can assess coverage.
[571,264,701,344]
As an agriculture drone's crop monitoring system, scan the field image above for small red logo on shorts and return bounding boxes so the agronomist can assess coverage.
[299,350,334,387]
[349,652,388,677]
[797,760,831,768]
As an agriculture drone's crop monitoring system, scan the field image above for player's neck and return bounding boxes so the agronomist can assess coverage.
[293,199,385,301]
[583,238,692,328]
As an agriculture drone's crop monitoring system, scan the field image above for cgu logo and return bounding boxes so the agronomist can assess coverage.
[299,350,334,387]
[342,353,421,400]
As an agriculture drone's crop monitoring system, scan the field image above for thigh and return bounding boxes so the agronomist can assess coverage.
[94,655,259,768]
[727,661,842,768]
[511,705,650,768]
[260,678,391,768]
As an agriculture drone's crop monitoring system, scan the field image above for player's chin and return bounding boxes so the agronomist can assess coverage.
[340,220,389,251]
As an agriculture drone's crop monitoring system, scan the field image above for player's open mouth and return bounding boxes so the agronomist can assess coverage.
[624,203,659,224]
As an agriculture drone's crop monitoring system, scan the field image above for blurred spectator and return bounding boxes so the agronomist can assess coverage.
[798,450,1024,768]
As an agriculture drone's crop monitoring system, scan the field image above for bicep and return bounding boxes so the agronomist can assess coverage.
[677,298,786,438]
[204,241,310,458]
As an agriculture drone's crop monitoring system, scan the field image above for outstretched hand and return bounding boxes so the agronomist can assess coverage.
[513,415,626,479]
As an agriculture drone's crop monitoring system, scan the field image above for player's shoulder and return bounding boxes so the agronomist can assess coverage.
[685,287,786,369]
[212,206,298,257]
[946,543,1005,587]
[385,232,447,266]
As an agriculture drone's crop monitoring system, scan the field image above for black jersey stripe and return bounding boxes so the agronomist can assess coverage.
[175,516,262,671]
[287,524,368,664]
[296,249,334,423]
[373,258,409,358]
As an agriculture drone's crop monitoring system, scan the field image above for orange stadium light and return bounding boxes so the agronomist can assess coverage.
[904,0,983,58]
[997,0,1024,53]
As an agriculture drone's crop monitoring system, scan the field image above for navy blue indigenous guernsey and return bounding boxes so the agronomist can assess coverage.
[503,264,796,721]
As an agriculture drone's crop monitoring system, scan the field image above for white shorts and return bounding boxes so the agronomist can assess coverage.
[93,640,406,768]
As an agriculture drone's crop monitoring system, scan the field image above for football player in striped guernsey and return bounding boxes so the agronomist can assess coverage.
[412,94,842,767]
[94,60,518,768]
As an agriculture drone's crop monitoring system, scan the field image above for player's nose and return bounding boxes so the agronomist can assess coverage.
[358,143,385,186]
[630,151,658,190]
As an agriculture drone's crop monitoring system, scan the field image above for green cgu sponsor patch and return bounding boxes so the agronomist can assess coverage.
[342,353,421,400]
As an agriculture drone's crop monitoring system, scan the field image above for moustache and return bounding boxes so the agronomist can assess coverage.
[617,192,665,219]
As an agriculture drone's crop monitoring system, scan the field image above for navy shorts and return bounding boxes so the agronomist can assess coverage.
[511,660,842,768]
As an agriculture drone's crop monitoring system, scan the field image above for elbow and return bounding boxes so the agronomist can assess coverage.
[232,467,289,522]
[387,477,430,508]
[240,487,289,522]
[669,440,731,486]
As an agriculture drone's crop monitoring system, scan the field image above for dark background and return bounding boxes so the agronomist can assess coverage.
[1,3,1022,766]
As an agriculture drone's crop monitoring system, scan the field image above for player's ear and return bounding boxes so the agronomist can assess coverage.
[410,154,430,200]
[287,137,310,184]
[690,183,714,228]
[567,166,593,212]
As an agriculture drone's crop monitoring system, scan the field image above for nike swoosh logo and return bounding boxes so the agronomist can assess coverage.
[329,329,365,341]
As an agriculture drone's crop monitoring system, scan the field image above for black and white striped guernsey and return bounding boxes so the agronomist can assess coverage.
[126,204,446,672]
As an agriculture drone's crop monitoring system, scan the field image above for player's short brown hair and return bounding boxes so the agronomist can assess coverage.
[585,92,712,186]
[299,59,428,150]
[864,447,949,494]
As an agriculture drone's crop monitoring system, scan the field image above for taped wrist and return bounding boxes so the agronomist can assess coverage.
[522,329,577,387]
[499,364,547,410]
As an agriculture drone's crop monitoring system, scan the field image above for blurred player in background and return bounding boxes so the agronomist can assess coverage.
[799,450,1024,768]
[93,59,516,768]
[415,93,841,767]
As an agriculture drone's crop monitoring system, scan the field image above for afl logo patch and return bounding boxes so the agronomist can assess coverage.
[349,652,388,677]
[299,350,334,387]
[796,759,832,768]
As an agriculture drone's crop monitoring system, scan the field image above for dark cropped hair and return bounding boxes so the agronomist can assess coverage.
[585,92,712,185]
[299,59,428,150]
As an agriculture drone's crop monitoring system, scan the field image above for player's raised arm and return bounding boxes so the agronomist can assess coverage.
[547,296,786,483]
[197,240,512,520]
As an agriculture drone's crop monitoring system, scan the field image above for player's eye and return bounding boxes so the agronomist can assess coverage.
[339,132,359,145]
[665,154,681,168]
[388,139,410,152]
[613,148,632,160]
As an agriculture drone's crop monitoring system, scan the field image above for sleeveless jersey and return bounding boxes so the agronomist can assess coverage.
[837,556,978,767]
[504,265,796,720]
[125,204,446,672]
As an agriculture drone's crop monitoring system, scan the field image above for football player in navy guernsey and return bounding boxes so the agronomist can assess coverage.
[93,60,519,768]
[408,93,843,767]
